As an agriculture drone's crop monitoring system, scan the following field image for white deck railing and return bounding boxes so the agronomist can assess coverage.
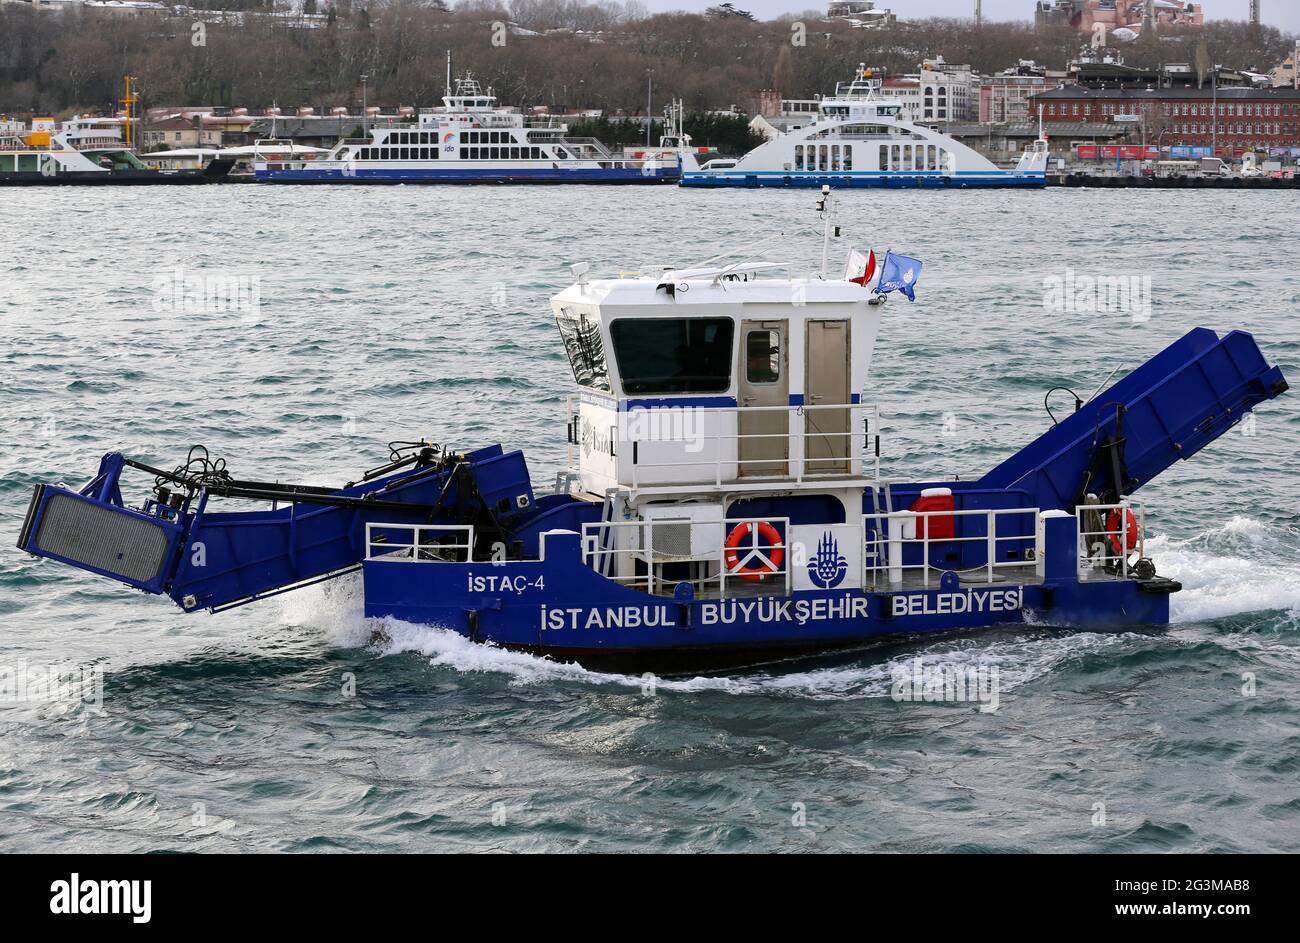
[565,399,881,488]
[862,507,1041,588]
[581,516,791,598]
[1075,501,1144,580]
[365,523,475,563]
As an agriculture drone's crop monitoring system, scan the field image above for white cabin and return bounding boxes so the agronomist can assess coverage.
[551,261,884,596]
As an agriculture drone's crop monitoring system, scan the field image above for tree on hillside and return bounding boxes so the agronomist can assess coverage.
[705,3,754,21]
[0,10,1294,116]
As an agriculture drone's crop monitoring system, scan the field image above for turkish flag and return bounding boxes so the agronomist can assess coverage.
[846,247,877,287]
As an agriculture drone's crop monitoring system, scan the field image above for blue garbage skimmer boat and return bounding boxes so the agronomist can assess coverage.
[17,215,1288,672]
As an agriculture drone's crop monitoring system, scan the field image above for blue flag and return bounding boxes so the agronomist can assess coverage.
[874,251,923,301]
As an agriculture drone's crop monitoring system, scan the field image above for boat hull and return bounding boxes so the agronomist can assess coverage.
[680,171,1047,189]
[0,169,218,186]
[361,532,1171,672]
[254,165,680,184]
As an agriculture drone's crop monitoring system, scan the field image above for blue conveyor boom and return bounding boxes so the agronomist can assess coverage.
[977,328,1288,511]
[17,445,537,612]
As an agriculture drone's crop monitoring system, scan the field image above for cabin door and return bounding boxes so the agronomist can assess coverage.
[737,320,788,478]
[805,320,851,476]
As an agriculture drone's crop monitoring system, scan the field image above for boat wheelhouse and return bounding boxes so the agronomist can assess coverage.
[254,77,680,184]
[681,66,1050,189]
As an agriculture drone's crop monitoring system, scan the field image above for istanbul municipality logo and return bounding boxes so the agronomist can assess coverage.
[807,531,848,588]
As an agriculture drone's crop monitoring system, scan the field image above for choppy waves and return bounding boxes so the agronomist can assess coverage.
[3,186,1298,852]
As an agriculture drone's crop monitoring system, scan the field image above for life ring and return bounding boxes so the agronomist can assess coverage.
[724,521,785,582]
[1106,508,1139,555]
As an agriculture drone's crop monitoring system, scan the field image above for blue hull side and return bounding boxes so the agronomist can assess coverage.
[255,167,680,184]
[680,172,1046,189]
[362,531,1170,671]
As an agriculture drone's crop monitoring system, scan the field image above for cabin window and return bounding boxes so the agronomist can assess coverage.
[729,494,845,526]
[610,318,734,395]
[843,145,853,171]
[794,144,804,170]
[745,330,780,384]
[555,312,611,392]
[879,144,888,170]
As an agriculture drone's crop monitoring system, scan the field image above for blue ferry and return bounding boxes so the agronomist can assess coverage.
[17,200,1288,671]
[254,77,680,185]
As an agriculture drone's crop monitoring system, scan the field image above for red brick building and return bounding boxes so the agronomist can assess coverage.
[1030,85,1300,151]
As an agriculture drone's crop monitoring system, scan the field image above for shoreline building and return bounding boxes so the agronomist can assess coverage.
[825,1,897,28]
[1031,83,1300,152]
[1034,1,1204,33]
[917,57,978,123]
[873,58,978,123]
[980,62,1052,124]
[1271,45,1300,89]
[875,76,922,119]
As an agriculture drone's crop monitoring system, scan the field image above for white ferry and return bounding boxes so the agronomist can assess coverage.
[681,66,1049,189]
[0,117,227,186]
[254,77,679,184]
[0,118,113,181]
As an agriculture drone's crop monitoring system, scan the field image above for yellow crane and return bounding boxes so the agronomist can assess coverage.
[120,76,138,150]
